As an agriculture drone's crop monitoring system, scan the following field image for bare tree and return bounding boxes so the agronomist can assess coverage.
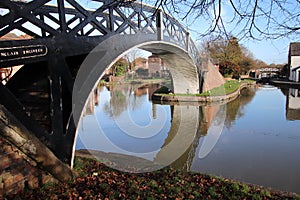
[124,48,151,71]
[144,0,300,40]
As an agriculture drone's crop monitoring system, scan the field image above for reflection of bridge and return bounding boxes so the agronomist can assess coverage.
[0,0,212,168]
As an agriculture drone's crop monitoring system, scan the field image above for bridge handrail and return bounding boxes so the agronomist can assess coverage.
[0,0,201,67]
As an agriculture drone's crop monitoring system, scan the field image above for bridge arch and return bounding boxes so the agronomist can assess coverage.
[72,33,199,125]
[71,33,199,165]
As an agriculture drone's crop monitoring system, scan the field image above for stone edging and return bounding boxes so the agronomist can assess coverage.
[152,82,255,103]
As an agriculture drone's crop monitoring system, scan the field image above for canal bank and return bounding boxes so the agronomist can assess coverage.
[152,81,256,103]
[7,155,300,199]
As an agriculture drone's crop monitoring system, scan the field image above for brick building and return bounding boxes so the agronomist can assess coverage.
[148,54,164,77]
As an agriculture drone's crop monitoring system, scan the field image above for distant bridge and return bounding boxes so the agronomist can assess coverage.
[249,68,280,79]
[0,0,208,166]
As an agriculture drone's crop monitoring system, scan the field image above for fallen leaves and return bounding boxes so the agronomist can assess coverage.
[7,157,299,200]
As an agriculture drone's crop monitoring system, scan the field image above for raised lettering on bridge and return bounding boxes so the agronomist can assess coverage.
[0,45,48,62]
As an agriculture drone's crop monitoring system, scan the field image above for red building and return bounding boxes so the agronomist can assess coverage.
[148,55,164,77]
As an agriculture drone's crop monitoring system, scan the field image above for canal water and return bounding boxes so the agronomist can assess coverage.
[76,83,300,193]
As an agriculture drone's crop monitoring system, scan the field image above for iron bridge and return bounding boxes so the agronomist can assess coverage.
[0,0,206,165]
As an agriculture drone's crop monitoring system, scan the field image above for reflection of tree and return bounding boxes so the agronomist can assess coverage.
[103,83,158,117]
[225,87,256,129]
[104,89,127,117]
[129,91,145,111]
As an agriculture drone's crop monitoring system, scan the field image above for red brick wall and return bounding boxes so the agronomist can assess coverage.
[0,136,56,197]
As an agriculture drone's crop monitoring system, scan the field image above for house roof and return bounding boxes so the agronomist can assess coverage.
[289,42,300,56]
[0,33,32,41]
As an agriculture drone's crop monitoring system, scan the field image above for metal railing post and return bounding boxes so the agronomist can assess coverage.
[186,32,190,51]
[57,0,67,33]
[156,9,163,41]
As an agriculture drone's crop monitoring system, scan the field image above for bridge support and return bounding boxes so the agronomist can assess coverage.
[47,54,76,164]
[1,55,77,165]
[200,54,225,92]
[0,105,74,183]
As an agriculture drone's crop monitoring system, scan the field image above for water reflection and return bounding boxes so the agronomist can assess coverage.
[76,83,300,193]
[286,88,300,120]
[155,105,199,169]
[191,85,300,194]
[224,86,256,129]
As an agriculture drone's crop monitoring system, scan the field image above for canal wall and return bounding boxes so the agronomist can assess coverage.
[0,136,56,196]
[270,80,300,88]
[152,82,255,103]
[0,105,73,196]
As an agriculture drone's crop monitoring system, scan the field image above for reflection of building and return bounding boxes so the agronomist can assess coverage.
[286,88,300,120]
[134,86,148,96]
[82,87,100,116]
[288,43,300,82]
[134,84,161,102]
[199,105,222,135]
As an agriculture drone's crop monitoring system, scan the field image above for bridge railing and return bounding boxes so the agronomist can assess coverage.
[0,0,201,67]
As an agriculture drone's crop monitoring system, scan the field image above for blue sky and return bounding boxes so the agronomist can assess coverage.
[242,38,290,65]
[176,0,298,65]
[185,29,290,64]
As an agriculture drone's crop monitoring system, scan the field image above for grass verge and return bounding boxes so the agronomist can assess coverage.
[156,79,255,97]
